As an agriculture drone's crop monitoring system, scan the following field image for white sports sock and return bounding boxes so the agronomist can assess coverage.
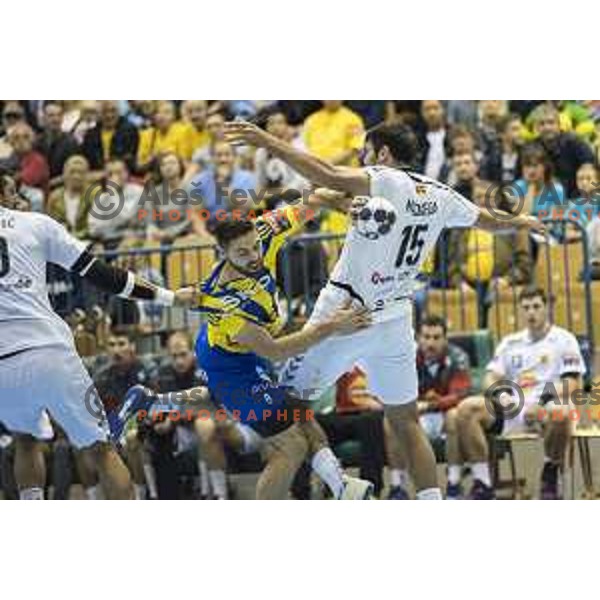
[209,470,228,499]
[389,469,410,488]
[471,462,491,486]
[134,484,147,500]
[311,447,345,499]
[20,487,44,500]
[447,465,462,485]
[85,485,100,500]
[416,487,443,500]
[142,462,158,499]
[198,460,210,497]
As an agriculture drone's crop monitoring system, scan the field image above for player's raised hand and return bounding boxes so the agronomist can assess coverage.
[174,286,201,307]
[327,301,372,335]
[223,121,269,147]
[349,196,370,222]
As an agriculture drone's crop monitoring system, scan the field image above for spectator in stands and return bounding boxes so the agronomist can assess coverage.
[87,159,145,248]
[46,155,92,238]
[446,100,479,130]
[188,140,257,220]
[181,100,210,156]
[82,100,139,173]
[416,100,448,180]
[94,328,159,500]
[137,101,194,172]
[0,102,27,159]
[386,316,472,499]
[450,151,479,201]
[482,113,524,184]
[303,100,365,166]
[513,143,566,224]
[123,100,156,130]
[189,111,227,172]
[3,122,50,189]
[63,100,99,145]
[456,287,585,499]
[560,163,600,239]
[442,128,481,186]
[255,111,308,208]
[36,101,80,186]
[531,104,594,198]
[143,151,192,243]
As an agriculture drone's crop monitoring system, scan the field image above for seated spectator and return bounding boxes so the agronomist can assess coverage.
[36,101,80,187]
[303,100,365,166]
[0,123,50,208]
[0,102,27,160]
[188,140,257,221]
[123,100,156,130]
[456,287,585,499]
[82,100,139,173]
[93,328,159,500]
[385,316,472,499]
[180,100,210,156]
[87,159,145,248]
[560,163,600,241]
[63,100,100,145]
[188,111,227,173]
[137,101,195,172]
[530,104,594,198]
[482,113,525,184]
[254,111,308,208]
[513,143,565,221]
[449,150,479,200]
[442,128,482,186]
[415,100,448,180]
[143,151,193,244]
[46,155,92,238]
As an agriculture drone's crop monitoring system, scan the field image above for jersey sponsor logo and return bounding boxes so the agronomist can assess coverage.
[406,198,438,216]
[371,271,395,285]
[563,354,581,368]
[0,275,33,291]
[0,216,15,229]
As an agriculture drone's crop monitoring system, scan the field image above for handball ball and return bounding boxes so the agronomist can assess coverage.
[354,196,397,240]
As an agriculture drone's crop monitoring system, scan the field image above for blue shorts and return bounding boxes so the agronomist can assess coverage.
[195,325,301,437]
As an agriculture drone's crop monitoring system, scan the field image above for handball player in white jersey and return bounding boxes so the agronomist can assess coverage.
[0,172,192,499]
[224,120,543,499]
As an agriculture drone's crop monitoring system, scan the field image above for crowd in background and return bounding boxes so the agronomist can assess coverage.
[1,99,599,499]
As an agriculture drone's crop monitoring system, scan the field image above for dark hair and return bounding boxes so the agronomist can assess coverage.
[419,314,448,335]
[520,143,553,182]
[518,287,547,305]
[108,326,138,343]
[366,123,418,166]
[213,217,255,248]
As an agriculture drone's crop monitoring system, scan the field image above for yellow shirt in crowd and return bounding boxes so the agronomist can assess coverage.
[303,106,365,165]
[137,121,208,165]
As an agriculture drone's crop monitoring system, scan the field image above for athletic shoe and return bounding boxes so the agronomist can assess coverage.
[540,480,561,500]
[107,384,155,443]
[387,485,410,500]
[340,476,374,499]
[468,479,495,500]
[446,482,464,500]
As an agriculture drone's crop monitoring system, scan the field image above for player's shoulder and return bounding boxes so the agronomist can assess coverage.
[499,329,529,349]
[548,325,579,346]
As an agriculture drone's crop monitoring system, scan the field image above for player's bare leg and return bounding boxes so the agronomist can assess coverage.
[456,396,495,499]
[444,408,464,498]
[384,403,440,499]
[14,434,46,500]
[75,449,101,500]
[256,425,309,499]
[122,430,151,499]
[194,418,234,499]
[87,441,132,500]
[540,405,571,499]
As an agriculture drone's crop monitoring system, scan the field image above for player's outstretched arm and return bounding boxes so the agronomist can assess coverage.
[70,249,195,307]
[223,121,370,197]
[233,304,371,362]
[476,210,547,235]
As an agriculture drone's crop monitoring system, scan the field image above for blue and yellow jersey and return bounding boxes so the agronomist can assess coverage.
[195,205,305,371]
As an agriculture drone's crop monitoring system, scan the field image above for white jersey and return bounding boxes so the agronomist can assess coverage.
[0,206,87,356]
[487,325,586,398]
[311,166,480,324]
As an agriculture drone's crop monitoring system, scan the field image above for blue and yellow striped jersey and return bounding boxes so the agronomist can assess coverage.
[196,206,304,358]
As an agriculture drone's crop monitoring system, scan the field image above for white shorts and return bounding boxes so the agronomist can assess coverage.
[419,412,445,440]
[0,345,109,449]
[280,298,417,406]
